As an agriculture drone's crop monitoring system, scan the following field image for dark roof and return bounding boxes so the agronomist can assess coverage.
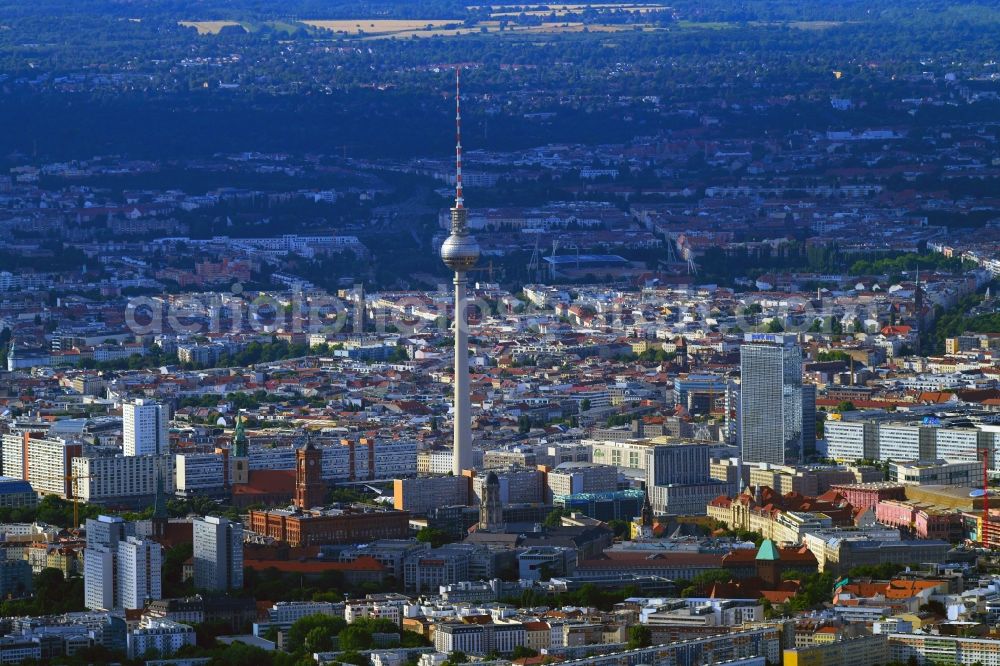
[0,477,33,495]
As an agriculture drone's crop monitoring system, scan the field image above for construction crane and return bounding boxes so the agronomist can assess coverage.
[468,259,497,282]
[527,233,542,283]
[33,474,96,527]
[976,447,993,548]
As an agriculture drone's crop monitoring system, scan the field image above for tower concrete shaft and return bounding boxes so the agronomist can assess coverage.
[452,272,473,475]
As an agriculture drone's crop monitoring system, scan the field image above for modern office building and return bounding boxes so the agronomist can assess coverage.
[471,466,543,506]
[889,459,984,485]
[673,374,728,415]
[546,462,618,499]
[393,475,469,514]
[123,398,169,457]
[0,476,37,508]
[739,335,806,465]
[644,442,733,515]
[554,489,645,522]
[193,516,244,591]
[0,560,32,599]
[826,420,997,469]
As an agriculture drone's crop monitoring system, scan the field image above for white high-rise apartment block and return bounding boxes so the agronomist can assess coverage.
[2,433,82,498]
[72,454,175,503]
[739,335,804,465]
[84,517,161,611]
[123,399,169,456]
[84,546,115,611]
[117,537,162,610]
[193,516,244,591]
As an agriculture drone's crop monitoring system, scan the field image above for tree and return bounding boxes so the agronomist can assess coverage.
[543,508,565,528]
[415,527,452,548]
[339,651,372,666]
[580,398,591,412]
[518,414,532,433]
[628,625,652,649]
[919,599,946,617]
[337,625,373,651]
[305,626,335,652]
[512,646,539,659]
[285,614,346,654]
[444,651,469,666]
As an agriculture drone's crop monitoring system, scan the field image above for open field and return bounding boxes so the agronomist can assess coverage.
[361,22,662,39]
[469,3,669,11]
[303,19,462,35]
[787,20,846,30]
[178,20,242,34]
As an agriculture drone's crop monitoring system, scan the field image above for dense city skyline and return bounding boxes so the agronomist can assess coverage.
[2,1,1000,665]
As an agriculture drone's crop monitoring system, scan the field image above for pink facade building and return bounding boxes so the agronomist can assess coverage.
[876,499,962,540]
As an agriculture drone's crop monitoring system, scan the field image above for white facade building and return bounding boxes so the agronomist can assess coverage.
[175,452,226,496]
[123,399,169,457]
[83,546,116,611]
[127,619,196,659]
[72,454,175,503]
[117,537,162,610]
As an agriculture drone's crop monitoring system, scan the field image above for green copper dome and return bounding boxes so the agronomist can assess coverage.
[756,539,781,561]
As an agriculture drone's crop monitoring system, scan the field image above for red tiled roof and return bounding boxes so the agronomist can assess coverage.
[232,469,295,495]
[243,555,386,574]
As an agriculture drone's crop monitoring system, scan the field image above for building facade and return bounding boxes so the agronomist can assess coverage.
[123,399,170,457]
[739,337,805,465]
[193,516,244,591]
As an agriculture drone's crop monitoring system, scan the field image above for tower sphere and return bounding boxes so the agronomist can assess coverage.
[441,231,480,272]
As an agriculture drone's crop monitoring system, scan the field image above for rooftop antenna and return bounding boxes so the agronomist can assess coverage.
[455,66,463,210]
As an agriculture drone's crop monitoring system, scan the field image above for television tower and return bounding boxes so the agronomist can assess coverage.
[440,67,479,476]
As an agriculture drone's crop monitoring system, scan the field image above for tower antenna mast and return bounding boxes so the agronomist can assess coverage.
[440,66,480,476]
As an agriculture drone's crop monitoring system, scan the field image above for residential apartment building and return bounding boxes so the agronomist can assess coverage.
[123,399,170,457]
[1,432,82,498]
[193,516,244,591]
[127,620,195,660]
[784,635,889,666]
[888,633,1000,666]
[116,537,162,610]
[175,452,226,497]
[72,454,175,504]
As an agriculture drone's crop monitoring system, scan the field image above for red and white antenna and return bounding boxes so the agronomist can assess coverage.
[454,66,464,210]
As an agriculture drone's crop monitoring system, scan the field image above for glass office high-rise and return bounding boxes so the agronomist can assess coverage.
[739,336,804,465]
